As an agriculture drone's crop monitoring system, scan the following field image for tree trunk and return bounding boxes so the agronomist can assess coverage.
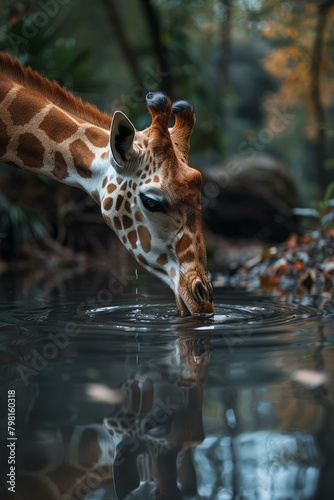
[217,0,232,155]
[219,0,232,90]
[310,2,332,196]
[139,0,173,96]
[102,0,142,83]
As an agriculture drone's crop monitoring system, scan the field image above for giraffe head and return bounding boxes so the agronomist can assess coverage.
[101,92,213,317]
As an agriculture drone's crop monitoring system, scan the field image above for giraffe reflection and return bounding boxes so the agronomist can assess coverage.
[16,335,211,500]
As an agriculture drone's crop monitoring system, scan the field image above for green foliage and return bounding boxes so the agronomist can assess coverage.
[293,187,334,232]
[47,39,106,94]
[0,2,106,259]
[324,181,334,202]
[1,0,333,260]
[0,4,106,95]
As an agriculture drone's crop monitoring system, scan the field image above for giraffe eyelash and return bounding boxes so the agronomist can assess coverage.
[140,192,167,213]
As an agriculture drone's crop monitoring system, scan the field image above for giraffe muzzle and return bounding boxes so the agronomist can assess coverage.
[177,278,214,318]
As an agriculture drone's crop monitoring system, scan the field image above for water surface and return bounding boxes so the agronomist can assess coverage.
[0,266,334,499]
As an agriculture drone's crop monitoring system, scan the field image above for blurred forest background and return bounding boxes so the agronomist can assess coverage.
[0,0,333,266]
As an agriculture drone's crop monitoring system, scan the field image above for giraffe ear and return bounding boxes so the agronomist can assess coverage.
[110,111,136,168]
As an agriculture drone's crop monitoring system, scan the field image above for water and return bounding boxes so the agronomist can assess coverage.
[0,265,334,500]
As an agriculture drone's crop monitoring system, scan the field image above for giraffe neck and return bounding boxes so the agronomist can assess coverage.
[0,80,110,195]
[0,54,214,317]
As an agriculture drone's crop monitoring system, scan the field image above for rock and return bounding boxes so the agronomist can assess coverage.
[202,154,300,243]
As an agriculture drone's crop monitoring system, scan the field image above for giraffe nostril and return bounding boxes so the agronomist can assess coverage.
[192,279,210,304]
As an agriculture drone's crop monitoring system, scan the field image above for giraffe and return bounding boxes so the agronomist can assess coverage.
[8,335,211,500]
[0,52,214,317]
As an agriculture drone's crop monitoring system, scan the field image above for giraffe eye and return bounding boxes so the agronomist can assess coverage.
[140,193,166,213]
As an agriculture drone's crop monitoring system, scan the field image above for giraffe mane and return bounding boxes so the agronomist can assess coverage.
[0,51,112,130]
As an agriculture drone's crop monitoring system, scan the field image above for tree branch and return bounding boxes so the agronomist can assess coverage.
[310,2,333,195]
[101,0,142,83]
[139,0,172,96]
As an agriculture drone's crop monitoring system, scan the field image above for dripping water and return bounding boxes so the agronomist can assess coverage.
[135,267,139,303]
[135,267,140,363]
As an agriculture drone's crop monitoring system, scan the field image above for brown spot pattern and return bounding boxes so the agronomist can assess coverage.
[115,195,123,211]
[176,233,192,255]
[69,139,94,177]
[102,176,108,188]
[113,216,121,230]
[40,107,78,142]
[17,133,44,169]
[156,253,168,266]
[153,175,159,183]
[52,151,68,180]
[137,225,151,253]
[77,165,93,179]
[120,181,128,192]
[107,183,117,194]
[103,197,113,211]
[181,250,195,263]
[135,211,143,222]
[124,200,131,213]
[140,378,155,413]
[127,230,137,249]
[78,429,101,466]
[129,379,141,412]
[122,215,133,229]
[8,88,41,126]
[85,127,108,148]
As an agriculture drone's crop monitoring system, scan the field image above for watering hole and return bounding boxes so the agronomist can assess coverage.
[0,267,334,499]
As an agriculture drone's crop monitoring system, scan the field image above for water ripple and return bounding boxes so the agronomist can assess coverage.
[85,300,322,336]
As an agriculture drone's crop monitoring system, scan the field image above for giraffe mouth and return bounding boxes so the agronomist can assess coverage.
[176,295,193,317]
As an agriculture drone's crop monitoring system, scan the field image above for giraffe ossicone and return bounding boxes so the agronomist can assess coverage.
[0,53,214,317]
